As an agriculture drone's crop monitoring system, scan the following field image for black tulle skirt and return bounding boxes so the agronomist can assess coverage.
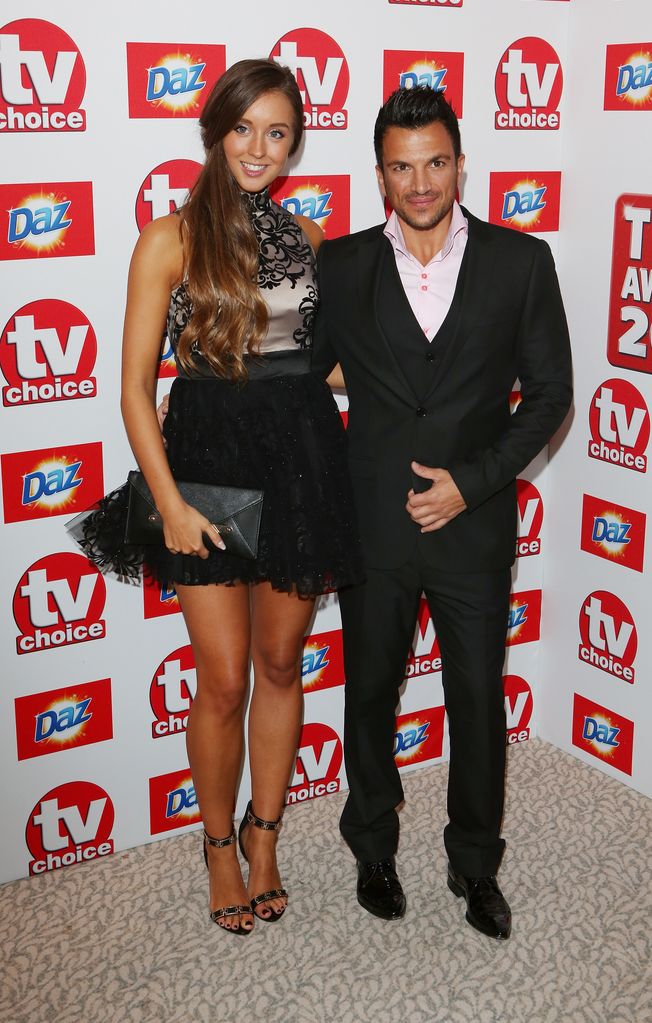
[70,361,364,597]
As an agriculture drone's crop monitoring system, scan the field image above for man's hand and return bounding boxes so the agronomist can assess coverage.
[406,461,467,532]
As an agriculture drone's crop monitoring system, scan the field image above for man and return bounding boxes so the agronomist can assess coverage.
[313,87,572,940]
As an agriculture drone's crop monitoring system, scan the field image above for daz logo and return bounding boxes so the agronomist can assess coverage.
[488,171,561,233]
[580,494,646,572]
[578,590,637,684]
[0,19,86,132]
[588,378,649,473]
[516,479,543,558]
[495,37,563,130]
[13,552,106,655]
[150,644,196,738]
[301,629,344,693]
[394,707,445,767]
[15,679,113,760]
[143,575,180,618]
[504,675,533,745]
[270,28,348,130]
[126,42,226,118]
[26,780,114,875]
[604,44,652,111]
[149,768,201,834]
[607,194,652,376]
[135,159,202,231]
[0,181,94,260]
[270,175,350,238]
[383,50,464,115]
[1,299,97,407]
[506,589,542,646]
[1,442,103,523]
[572,694,634,775]
[287,722,343,805]
[405,597,442,679]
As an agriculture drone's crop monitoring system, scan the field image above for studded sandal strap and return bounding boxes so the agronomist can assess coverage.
[210,903,252,922]
[245,802,283,832]
[203,827,235,849]
[250,887,288,909]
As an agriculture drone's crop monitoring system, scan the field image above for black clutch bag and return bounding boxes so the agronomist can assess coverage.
[125,471,263,561]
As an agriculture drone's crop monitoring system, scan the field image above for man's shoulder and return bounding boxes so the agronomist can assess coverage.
[464,206,550,255]
[321,223,386,259]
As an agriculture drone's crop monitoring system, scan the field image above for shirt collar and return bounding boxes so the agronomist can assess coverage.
[383,200,468,263]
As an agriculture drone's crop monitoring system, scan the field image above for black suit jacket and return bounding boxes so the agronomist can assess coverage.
[313,207,573,572]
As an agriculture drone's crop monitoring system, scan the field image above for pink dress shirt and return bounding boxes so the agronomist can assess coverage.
[383,200,469,342]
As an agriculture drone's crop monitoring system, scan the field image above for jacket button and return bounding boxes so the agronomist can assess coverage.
[425,351,435,362]
[416,407,427,417]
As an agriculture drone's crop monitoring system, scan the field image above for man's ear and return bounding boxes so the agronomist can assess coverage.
[375,164,386,198]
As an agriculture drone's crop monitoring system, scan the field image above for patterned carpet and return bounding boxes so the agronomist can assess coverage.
[3,739,651,1023]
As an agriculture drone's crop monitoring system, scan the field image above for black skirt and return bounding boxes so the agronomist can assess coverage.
[72,356,364,597]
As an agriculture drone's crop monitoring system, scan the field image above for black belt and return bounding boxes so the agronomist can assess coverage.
[177,348,312,381]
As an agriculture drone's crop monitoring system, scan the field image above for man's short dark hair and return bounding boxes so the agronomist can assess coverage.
[374,86,462,166]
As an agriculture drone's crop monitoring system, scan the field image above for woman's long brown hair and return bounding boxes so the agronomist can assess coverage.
[176,59,304,381]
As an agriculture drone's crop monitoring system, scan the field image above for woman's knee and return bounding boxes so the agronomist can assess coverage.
[195,669,248,717]
[254,648,301,690]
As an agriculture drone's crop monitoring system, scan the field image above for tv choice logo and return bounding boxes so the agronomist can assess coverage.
[149,768,201,834]
[0,299,97,407]
[286,722,343,805]
[150,644,196,738]
[0,181,94,261]
[26,780,114,875]
[269,175,350,239]
[506,589,541,646]
[588,378,649,473]
[301,629,344,693]
[13,553,107,655]
[488,172,561,233]
[143,575,180,618]
[516,479,543,558]
[495,37,563,131]
[572,694,634,776]
[405,597,442,679]
[607,195,652,376]
[126,42,226,119]
[504,675,533,745]
[382,50,464,115]
[0,19,86,132]
[393,707,445,767]
[578,590,637,685]
[270,28,348,130]
[388,0,463,5]
[580,494,646,573]
[1,441,103,523]
[135,159,202,232]
[604,44,652,111]
[15,679,113,760]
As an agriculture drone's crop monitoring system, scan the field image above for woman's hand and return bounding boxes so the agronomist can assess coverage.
[157,393,169,431]
[161,498,226,558]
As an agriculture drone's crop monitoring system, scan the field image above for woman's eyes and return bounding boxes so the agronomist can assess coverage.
[233,125,286,140]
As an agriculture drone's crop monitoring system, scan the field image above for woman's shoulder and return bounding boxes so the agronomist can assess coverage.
[292,213,323,254]
[132,213,184,287]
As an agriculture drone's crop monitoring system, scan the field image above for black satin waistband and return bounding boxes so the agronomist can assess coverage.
[177,348,312,382]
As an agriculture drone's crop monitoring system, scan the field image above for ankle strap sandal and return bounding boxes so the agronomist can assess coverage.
[237,801,288,923]
[202,828,253,936]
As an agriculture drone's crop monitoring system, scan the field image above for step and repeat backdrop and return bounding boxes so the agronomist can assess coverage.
[540,1,652,798]
[2,0,640,885]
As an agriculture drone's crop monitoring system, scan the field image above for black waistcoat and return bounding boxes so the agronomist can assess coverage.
[377,239,469,402]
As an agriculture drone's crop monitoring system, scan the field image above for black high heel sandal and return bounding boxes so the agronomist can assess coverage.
[237,801,288,923]
[203,828,253,935]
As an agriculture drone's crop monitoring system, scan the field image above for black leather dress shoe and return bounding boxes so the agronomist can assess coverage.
[447,864,511,940]
[356,858,406,920]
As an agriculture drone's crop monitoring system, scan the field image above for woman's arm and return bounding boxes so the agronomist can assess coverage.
[120,215,223,556]
[295,215,346,391]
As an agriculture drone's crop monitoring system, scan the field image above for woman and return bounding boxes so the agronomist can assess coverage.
[80,59,362,934]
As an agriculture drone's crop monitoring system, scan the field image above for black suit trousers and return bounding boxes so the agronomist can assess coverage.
[338,550,511,877]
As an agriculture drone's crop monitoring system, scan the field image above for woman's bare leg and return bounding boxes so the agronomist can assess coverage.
[242,583,315,918]
[177,581,254,932]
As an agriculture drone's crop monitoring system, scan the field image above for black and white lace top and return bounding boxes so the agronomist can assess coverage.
[166,187,318,377]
